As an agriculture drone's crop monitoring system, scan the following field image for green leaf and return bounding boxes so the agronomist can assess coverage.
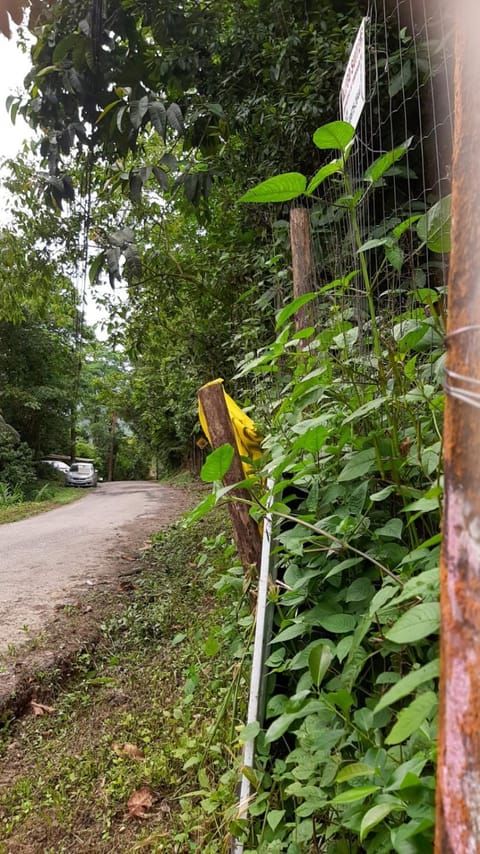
[271,622,306,644]
[374,659,440,713]
[338,448,377,482]
[88,251,105,285]
[292,425,329,454]
[360,803,396,841]
[264,712,298,743]
[239,173,307,203]
[313,121,355,153]
[385,691,437,745]
[306,158,343,194]
[358,237,389,252]
[364,138,412,184]
[316,613,356,634]
[385,603,440,644]
[239,721,261,743]
[385,242,404,272]
[417,195,451,253]
[343,396,388,425]
[336,763,375,783]
[204,636,220,656]
[149,101,167,139]
[166,102,185,135]
[185,493,216,524]
[375,518,403,540]
[200,444,235,482]
[130,95,149,130]
[276,292,317,329]
[308,643,333,688]
[267,809,285,832]
[331,785,380,804]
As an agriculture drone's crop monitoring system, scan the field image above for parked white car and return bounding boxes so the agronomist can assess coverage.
[41,459,70,474]
[65,462,98,488]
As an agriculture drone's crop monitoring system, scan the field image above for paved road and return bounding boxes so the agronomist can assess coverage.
[0,481,189,652]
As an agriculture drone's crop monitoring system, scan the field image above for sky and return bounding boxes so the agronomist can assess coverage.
[0,31,114,333]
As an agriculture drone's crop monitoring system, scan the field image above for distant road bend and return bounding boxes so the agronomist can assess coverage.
[0,480,188,652]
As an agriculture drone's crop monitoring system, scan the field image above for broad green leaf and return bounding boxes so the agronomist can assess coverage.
[374,659,440,713]
[385,603,440,644]
[306,158,343,194]
[385,691,437,745]
[276,292,317,329]
[166,102,185,135]
[239,173,307,203]
[308,643,333,688]
[364,137,412,184]
[358,237,389,252]
[204,636,220,656]
[238,721,261,743]
[336,762,375,783]
[264,712,299,743]
[88,251,105,285]
[331,785,380,804]
[149,101,167,139]
[292,425,329,454]
[271,622,307,644]
[360,803,396,841]
[343,396,388,425]
[338,448,377,482]
[186,493,216,523]
[313,121,355,153]
[346,577,374,602]
[403,496,440,514]
[375,518,403,540]
[130,95,149,130]
[200,444,235,482]
[385,242,404,272]
[316,613,356,634]
[267,810,285,832]
[370,485,396,502]
[417,195,451,253]
[392,214,421,239]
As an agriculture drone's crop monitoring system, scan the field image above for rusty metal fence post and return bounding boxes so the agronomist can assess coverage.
[436,2,480,850]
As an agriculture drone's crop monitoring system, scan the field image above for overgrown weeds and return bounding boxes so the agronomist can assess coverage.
[0,509,251,853]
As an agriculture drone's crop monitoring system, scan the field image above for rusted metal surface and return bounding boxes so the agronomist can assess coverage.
[436,4,480,851]
[197,381,262,572]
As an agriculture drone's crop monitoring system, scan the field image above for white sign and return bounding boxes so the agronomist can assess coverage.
[341,18,366,129]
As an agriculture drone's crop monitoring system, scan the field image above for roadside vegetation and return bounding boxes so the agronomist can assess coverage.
[0,509,250,853]
[0,483,85,524]
[0,0,449,850]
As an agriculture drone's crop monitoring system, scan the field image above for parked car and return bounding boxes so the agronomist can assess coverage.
[65,462,98,488]
[40,459,70,474]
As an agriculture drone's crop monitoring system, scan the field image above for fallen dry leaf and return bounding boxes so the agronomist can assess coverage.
[127,785,155,819]
[30,700,55,716]
[112,742,145,760]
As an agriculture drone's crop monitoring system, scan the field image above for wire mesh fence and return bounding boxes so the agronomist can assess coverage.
[308,0,453,337]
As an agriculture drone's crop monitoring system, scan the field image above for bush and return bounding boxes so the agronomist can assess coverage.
[0,432,36,494]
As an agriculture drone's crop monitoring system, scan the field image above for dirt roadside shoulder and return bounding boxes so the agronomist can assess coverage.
[0,482,199,721]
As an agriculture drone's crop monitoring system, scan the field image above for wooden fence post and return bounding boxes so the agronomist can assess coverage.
[197,381,262,573]
[436,4,480,850]
[290,206,316,338]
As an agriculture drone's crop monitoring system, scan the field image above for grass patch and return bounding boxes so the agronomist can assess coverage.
[0,486,86,524]
[0,508,251,853]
